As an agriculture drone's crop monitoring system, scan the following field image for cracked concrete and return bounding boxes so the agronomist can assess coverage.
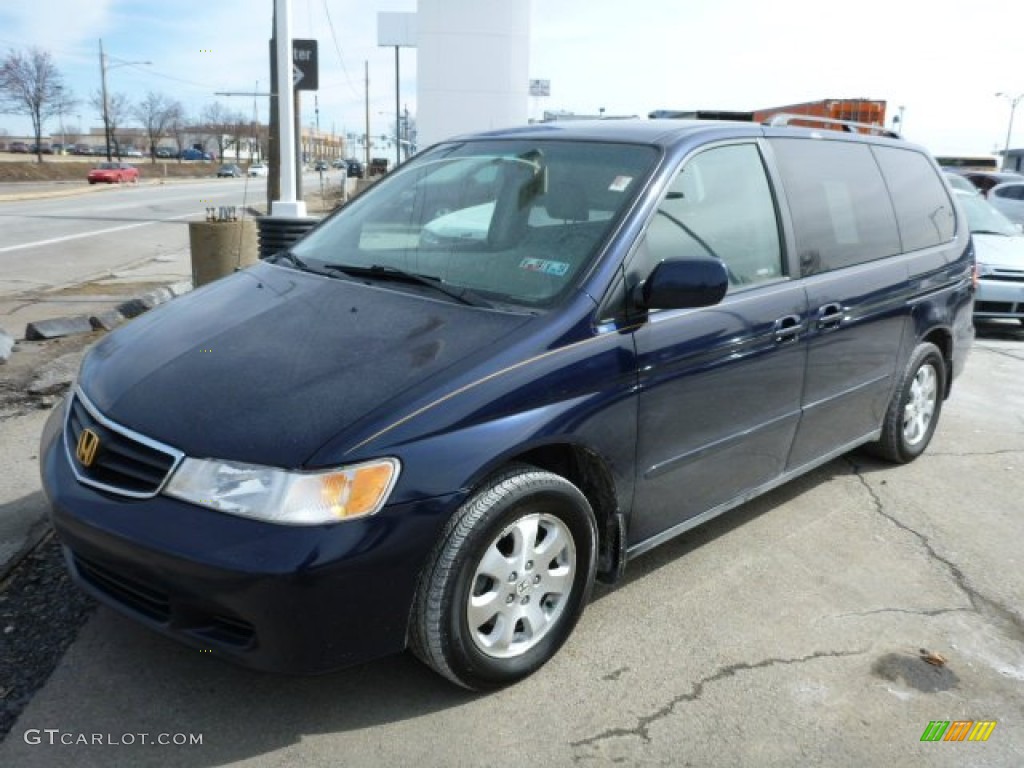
[571,649,868,751]
[846,456,1024,644]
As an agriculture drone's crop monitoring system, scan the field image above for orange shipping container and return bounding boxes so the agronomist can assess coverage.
[753,99,887,132]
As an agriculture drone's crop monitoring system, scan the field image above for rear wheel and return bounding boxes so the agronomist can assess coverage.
[410,465,597,690]
[871,342,945,463]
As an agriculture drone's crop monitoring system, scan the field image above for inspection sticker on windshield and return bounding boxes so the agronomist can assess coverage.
[520,258,570,276]
[609,175,633,192]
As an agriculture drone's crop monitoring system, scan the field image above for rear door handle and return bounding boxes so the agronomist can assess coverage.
[817,303,844,331]
[773,314,804,344]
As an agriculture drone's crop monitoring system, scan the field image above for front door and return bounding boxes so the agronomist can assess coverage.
[628,142,807,547]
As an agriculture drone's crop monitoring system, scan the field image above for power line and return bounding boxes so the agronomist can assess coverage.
[322,0,362,101]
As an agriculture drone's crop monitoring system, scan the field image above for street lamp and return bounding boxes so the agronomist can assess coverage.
[98,39,151,161]
[995,92,1024,169]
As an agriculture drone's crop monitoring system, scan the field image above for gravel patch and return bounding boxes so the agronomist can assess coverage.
[0,531,95,742]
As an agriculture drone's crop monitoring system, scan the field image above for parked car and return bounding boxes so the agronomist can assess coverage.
[345,158,364,178]
[180,148,212,161]
[8,141,29,153]
[122,147,144,157]
[73,144,94,156]
[87,162,139,184]
[154,147,175,159]
[41,118,973,691]
[217,164,243,178]
[29,143,53,154]
[314,160,328,172]
[961,170,1024,196]
[955,189,1024,324]
[369,157,389,175]
[331,158,346,169]
[944,171,978,195]
[247,163,268,177]
[986,181,1024,226]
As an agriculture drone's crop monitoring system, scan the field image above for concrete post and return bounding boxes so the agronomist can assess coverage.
[188,220,258,287]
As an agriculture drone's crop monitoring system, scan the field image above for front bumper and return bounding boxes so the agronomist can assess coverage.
[975,276,1024,320]
[40,403,459,675]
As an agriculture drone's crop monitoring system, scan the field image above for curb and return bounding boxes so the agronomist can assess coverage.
[21,281,193,342]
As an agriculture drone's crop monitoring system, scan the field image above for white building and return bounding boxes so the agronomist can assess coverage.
[416,0,531,149]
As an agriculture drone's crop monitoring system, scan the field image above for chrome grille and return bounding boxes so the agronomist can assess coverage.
[64,389,183,498]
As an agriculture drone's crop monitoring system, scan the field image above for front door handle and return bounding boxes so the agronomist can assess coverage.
[817,302,844,331]
[773,314,804,344]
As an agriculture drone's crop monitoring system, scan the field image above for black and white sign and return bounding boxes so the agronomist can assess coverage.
[292,39,318,91]
[270,39,319,92]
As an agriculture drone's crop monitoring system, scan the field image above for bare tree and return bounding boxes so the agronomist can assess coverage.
[200,101,231,161]
[226,111,251,163]
[90,89,130,160]
[132,91,180,163]
[166,105,189,162]
[0,47,72,163]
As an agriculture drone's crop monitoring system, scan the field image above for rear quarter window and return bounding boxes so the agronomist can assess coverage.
[770,139,900,275]
[871,146,955,250]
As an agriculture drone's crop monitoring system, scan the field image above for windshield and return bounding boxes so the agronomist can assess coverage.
[958,192,1019,236]
[290,139,659,308]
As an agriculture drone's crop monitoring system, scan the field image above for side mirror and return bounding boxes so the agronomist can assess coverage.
[636,258,729,311]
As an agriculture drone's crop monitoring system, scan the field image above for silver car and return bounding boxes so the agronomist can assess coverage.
[956,189,1024,324]
[987,181,1024,227]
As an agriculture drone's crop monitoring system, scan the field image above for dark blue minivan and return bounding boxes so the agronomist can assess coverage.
[40,118,974,690]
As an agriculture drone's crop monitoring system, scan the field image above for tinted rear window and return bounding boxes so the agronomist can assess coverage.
[871,146,955,251]
[770,139,900,275]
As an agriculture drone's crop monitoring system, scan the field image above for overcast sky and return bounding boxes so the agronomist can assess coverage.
[2,0,1023,155]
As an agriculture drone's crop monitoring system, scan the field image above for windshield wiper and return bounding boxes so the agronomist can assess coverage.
[322,264,491,307]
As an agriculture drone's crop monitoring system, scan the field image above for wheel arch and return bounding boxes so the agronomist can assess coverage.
[921,326,953,398]
[494,443,627,585]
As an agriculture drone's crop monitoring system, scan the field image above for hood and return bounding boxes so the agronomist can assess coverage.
[973,233,1024,270]
[81,262,530,467]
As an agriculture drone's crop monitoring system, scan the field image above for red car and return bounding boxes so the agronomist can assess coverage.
[87,162,139,184]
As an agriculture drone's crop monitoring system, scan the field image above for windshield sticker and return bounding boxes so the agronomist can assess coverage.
[520,258,570,277]
[609,175,633,192]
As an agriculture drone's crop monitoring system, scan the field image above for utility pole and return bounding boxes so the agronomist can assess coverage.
[99,39,112,161]
[394,45,401,169]
[268,6,280,208]
[364,60,371,170]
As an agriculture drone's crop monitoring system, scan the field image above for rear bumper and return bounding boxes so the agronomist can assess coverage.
[40,404,459,674]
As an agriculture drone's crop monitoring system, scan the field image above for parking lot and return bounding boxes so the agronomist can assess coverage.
[0,325,1019,766]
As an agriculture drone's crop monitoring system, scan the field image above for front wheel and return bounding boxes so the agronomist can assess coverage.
[410,465,597,690]
[871,342,945,463]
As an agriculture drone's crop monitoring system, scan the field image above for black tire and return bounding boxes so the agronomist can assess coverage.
[871,342,945,463]
[410,464,598,691]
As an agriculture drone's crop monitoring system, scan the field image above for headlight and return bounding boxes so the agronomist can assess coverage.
[976,263,995,277]
[163,457,400,525]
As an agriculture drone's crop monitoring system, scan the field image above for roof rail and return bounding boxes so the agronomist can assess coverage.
[764,113,901,139]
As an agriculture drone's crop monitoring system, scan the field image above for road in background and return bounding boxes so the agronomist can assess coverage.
[0,178,266,297]
[0,172,333,333]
